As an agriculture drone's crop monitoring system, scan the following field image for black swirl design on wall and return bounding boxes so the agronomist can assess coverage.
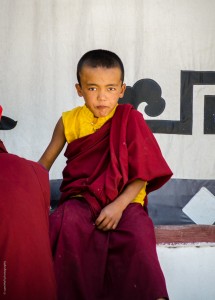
[119,71,215,134]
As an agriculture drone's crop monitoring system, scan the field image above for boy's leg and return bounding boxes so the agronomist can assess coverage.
[49,198,109,300]
[105,203,169,300]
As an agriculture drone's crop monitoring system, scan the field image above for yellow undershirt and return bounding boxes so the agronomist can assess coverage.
[62,105,146,205]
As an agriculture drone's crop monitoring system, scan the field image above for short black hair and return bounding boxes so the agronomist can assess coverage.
[77,49,124,85]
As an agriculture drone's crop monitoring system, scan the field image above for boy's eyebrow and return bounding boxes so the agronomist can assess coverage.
[86,83,119,86]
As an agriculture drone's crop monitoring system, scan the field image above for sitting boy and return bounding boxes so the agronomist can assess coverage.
[39,49,173,300]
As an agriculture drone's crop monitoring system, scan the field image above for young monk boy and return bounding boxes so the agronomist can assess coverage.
[39,49,173,300]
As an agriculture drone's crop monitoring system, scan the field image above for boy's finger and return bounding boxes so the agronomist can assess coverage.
[102,219,117,231]
[112,223,117,230]
[95,213,105,226]
[97,218,112,230]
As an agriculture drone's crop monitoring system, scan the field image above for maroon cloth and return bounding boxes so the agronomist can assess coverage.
[50,104,172,299]
[60,104,173,217]
[0,141,57,300]
[50,200,168,300]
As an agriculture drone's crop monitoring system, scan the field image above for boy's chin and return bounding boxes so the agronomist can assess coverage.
[94,107,113,118]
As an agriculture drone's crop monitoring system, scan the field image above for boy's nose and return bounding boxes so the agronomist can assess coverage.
[97,91,107,101]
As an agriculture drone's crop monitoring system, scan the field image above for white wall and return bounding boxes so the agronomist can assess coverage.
[157,243,215,300]
[0,0,215,180]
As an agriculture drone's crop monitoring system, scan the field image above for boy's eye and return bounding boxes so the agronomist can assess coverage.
[88,87,97,91]
[108,87,116,91]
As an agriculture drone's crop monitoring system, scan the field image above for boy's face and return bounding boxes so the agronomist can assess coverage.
[75,66,126,118]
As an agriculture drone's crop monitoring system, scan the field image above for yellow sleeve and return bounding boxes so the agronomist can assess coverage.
[132,181,147,206]
[62,106,82,143]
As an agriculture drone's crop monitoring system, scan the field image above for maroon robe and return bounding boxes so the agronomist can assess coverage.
[60,104,172,216]
[50,104,172,300]
[0,141,57,300]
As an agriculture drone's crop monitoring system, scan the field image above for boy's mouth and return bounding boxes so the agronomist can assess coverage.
[96,105,109,111]
[97,105,107,109]
[95,105,110,117]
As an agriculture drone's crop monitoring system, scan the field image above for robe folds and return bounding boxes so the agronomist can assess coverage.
[59,104,173,217]
[50,104,172,300]
[0,141,57,300]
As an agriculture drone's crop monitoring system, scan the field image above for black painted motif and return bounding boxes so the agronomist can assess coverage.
[119,71,215,134]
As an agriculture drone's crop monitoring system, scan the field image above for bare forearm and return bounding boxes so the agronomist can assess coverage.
[38,117,66,170]
[114,179,146,211]
[95,179,146,231]
[38,148,59,171]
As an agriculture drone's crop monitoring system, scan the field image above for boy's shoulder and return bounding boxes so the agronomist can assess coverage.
[62,106,86,124]
[117,103,144,120]
[62,105,84,116]
[116,104,150,136]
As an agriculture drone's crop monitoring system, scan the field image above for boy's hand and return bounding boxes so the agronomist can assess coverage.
[95,179,146,231]
[95,201,123,231]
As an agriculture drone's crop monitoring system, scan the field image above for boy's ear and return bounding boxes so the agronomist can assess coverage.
[119,83,126,98]
[75,84,83,97]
